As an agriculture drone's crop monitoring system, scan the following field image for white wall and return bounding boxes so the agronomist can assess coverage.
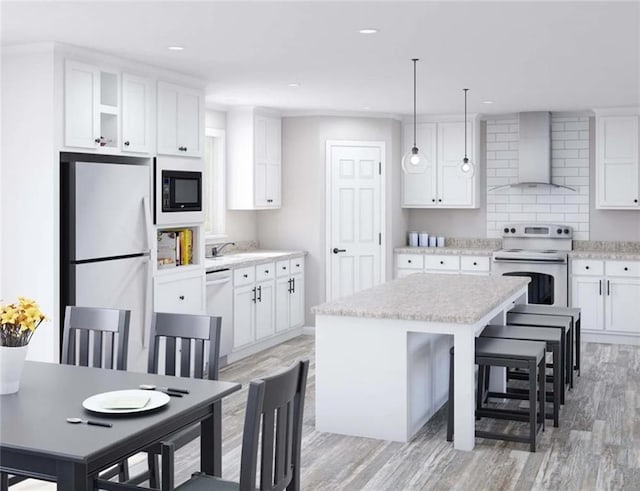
[205,108,258,244]
[1,46,58,361]
[257,116,406,326]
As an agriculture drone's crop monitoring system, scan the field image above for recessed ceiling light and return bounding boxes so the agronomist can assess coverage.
[482,100,494,104]
[167,46,184,51]
[359,28,378,34]
[288,83,300,88]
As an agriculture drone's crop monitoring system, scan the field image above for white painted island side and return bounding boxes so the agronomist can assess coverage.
[312,273,530,451]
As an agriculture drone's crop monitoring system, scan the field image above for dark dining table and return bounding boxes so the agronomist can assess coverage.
[0,361,241,490]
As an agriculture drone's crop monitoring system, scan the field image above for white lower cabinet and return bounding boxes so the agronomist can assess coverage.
[571,259,640,336]
[232,257,304,352]
[395,253,490,278]
[154,269,205,314]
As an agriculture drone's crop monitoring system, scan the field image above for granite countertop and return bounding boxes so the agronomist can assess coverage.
[205,250,306,272]
[312,273,530,324]
[569,251,640,261]
[395,246,498,256]
[569,240,640,261]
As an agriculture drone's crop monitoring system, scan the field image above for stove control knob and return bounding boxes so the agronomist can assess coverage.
[510,228,516,234]
[557,228,563,234]
[503,227,510,233]
[564,228,570,234]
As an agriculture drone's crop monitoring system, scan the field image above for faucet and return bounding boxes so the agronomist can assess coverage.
[211,242,235,257]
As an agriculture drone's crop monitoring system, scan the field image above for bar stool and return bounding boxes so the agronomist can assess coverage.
[507,312,573,392]
[480,324,563,427]
[509,304,581,376]
[447,337,546,452]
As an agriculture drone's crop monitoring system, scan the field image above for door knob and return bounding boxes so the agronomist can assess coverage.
[333,248,346,254]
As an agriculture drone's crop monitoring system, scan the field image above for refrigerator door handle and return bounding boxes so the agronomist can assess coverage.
[141,196,153,348]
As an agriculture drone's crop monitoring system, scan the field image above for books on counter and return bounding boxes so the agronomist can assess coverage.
[157,229,193,268]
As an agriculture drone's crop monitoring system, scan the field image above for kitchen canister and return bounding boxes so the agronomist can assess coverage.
[437,236,445,247]
[418,232,429,247]
[428,236,437,247]
[408,231,419,247]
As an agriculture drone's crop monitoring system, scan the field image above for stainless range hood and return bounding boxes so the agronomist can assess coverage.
[491,111,575,191]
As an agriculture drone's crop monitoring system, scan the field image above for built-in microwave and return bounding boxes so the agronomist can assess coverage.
[161,170,202,212]
[154,157,205,225]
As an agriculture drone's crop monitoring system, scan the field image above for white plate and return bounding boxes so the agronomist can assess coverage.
[82,389,170,414]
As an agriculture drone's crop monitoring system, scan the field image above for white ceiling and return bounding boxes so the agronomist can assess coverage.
[2,1,639,116]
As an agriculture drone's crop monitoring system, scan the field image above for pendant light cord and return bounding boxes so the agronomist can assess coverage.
[463,88,468,158]
[412,59,418,147]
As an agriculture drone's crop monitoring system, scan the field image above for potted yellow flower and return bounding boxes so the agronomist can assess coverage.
[0,297,48,394]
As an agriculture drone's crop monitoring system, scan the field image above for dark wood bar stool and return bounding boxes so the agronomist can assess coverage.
[447,337,546,452]
[507,312,573,392]
[481,324,563,427]
[509,304,581,376]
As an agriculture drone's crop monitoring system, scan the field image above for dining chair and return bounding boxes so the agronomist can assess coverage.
[160,359,310,491]
[1,306,131,490]
[126,312,222,488]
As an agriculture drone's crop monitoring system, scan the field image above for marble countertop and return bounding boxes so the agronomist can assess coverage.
[205,250,306,272]
[312,273,530,324]
[395,246,497,256]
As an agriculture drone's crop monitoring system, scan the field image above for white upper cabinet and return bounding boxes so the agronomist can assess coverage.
[64,60,119,151]
[156,81,203,157]
[596,111,639,209]
[121,73,152,154]
[227,108,282,210]
[402,118,478,208]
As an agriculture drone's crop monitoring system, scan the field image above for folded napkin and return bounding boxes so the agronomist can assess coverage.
[101,394,150,410]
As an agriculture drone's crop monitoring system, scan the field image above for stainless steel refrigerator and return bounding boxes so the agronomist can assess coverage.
[60,153,153,372]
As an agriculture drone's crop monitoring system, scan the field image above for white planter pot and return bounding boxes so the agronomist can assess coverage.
[0,345,29,394]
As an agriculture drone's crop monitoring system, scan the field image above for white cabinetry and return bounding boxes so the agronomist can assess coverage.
[402,118,479,208]
[154,269,205,314]
[64,60,120,150]
[571,259,640,337]
[395,253,489,278]
[233,264,276,349]
[121,73,152,153]
[595,110,640,209]
[275,258,305,333]
[227,108,282,209]
[157,81,203,157]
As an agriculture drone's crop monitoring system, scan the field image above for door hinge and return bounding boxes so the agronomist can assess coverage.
[378,162,382,175]
[378,233,382,246]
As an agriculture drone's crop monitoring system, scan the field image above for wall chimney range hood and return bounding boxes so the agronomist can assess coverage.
[490,111,576,191]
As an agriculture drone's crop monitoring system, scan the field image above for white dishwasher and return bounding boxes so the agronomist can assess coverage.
[206,268,233,360]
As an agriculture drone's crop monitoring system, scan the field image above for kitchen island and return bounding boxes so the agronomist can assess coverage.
[313,273,530,451]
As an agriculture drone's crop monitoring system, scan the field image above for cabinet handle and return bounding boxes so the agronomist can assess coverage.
[267,199,273,203]
[431,199,436,203]
[599,279,602,296]
[291,277,296,293]
[94,138,101,144]
[296,263,300,267]
[473,262,477,266]
[288,278,293,293]
[178,146,187,152]
[243,274,248,278]
[265,269,269,274]
[179,295,185,300]
[624,266,629,271]
[585,266,589,270]
[635,199,638,203]
[124,140,130,147]
[438,199,442,202]
[257,285,262,302]
[407,260,412,264]
[332,248,346,254]
[252,287,256,303]
[282,266,287,270]
[440,260,444,265]
[607,280,610,296]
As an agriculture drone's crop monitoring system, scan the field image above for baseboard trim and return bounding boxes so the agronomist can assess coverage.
[302,326,315,335]
[226,328,304,365]
[582,331,640,346]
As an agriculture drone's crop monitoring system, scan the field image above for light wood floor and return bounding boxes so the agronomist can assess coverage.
[15,335,640,490]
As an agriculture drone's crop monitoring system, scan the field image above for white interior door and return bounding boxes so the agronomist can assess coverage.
[327,142,384,301]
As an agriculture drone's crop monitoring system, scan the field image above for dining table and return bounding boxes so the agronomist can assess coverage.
[0,361,241,490]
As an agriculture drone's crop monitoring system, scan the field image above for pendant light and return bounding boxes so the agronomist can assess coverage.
[459,88,475,177]
[401,59,427,174]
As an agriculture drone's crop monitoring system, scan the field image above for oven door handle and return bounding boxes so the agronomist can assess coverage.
[493,257,567,264]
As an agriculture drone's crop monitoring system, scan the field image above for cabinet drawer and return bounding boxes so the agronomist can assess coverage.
[425,255,460,271]
[255,262,275,281]
[155,275,203,314]
[234,266,255,286]
[606,260,640,277]
[572,259,604,276]
[290,258,304,275]
[460,256,490,272]
[276,259,290,277]
[396,254,424,269]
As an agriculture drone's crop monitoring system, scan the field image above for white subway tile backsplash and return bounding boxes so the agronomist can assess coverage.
[486,113,590,238]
